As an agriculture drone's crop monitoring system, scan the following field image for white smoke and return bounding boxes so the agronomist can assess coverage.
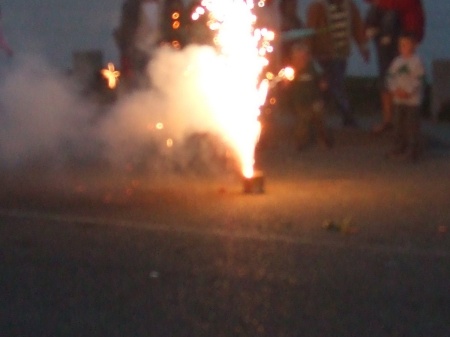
[0,47,240,177]
[0,54,97,168]
[103,44,242,176]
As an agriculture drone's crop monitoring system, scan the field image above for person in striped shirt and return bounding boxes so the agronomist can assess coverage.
[306,0,369,127]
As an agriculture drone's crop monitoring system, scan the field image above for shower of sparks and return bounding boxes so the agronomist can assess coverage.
[191,0,274,178]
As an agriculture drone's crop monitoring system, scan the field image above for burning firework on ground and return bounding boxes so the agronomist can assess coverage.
[188,0,274,182]
[98,0,283,192]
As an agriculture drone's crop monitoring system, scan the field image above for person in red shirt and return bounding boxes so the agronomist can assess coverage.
[376,0,424,43]
[366,0,425,134]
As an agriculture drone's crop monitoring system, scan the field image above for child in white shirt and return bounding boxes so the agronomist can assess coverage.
[386,32,425,162]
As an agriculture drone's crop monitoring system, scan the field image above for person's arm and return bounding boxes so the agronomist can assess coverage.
[306,3,322,30]
[365,5,382,40]
[305,3,322,53]
[350,2,370,62]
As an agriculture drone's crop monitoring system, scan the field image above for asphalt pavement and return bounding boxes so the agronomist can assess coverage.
[1,115,450,337]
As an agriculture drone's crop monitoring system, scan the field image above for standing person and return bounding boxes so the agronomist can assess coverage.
[288,43,332,151]
[365,1,400,134]
[375,0,425,43]
[306,0,370,128]
[114,0,161,91]
[0,5,13,57]
[366,0,425,134]
[279,0,304,67]
[386,32,425,162]
[160,0,187,48]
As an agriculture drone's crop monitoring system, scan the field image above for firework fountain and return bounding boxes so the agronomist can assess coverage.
[190,0,275,193]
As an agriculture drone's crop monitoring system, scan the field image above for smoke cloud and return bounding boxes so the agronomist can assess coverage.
[0,54,96,168]
[0,46,240,179]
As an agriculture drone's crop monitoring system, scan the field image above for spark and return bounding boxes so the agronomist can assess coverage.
[101,62,120,89]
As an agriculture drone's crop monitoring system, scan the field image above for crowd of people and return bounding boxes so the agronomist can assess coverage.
[260,0,425,163]
[0,0,428,164]
[112,0,426,163]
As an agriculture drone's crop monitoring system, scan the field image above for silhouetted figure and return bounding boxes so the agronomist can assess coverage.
[306,0,369,128]
[279,0,304,67]
[160,0,187,48]
[288,43,332,151]
[365,0,425,134]
[114,0,161,91]
[386,33,425,162]
[0,6,13,57]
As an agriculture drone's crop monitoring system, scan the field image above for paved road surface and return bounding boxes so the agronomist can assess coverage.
[1,120,450,336]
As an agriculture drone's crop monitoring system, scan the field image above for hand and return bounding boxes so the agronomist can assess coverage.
[380,36,392,46]
[366,27,379,39]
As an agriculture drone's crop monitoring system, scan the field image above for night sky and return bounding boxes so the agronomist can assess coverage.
[1,0,449,77]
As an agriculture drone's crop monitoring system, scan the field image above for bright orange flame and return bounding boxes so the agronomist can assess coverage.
[101,62,120,89]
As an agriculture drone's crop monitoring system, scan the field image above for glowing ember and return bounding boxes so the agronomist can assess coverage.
[278,66,295,81]
[195,0,273,178]
[264,67,295,84]
[101,62,120,89]
[172,40,181,49]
